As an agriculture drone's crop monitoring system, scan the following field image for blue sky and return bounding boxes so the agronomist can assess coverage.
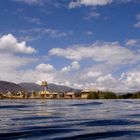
[0,0,140,92]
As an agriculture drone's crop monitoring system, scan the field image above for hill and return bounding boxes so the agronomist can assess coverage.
[0,81,23,93]
[19,82,81,93]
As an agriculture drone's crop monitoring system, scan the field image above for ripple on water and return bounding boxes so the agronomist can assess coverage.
[77,119,140,126]
[0,99,139,140]
[0,128,82,140]
[55,130,140,140]
[0,105,29,109]
[70,101,103,106]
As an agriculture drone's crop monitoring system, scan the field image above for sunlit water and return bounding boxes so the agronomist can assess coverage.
[0,99,140,140]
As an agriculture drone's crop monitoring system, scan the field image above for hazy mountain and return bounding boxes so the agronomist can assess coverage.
[0,81,23,93]
[48,83,80,93]
[0,81,80,94]
[19,82,81,93]
[19,83,40,92]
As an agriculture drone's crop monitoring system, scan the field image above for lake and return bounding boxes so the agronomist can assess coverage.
[0,99,140,140]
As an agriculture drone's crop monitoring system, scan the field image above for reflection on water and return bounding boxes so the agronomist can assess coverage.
[0,99,139,140]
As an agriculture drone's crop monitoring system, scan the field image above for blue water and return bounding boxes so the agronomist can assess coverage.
[0,99,140,140]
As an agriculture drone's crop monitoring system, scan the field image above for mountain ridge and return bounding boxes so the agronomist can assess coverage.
[19,82,81,93]
[0,81,81,93]
[0,81,23,93]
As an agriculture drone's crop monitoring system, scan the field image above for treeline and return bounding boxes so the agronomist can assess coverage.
[86,91,140,99]
[118,92,140,99]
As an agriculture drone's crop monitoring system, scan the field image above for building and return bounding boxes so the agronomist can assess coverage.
[52,92,60,99]
[81,92,89,99]
[80,89,90,99]
[64,92,75,99]
[38,81,58,99]
[9,91,25,99]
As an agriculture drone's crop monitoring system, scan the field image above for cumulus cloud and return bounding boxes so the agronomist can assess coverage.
[0,34,38,83]
[0,34,140,93]
[0,53,34,71]
[36,63,54,72]
[83,74,117,91]
[134,14,140,28]
[125,39,139,46]
[69,0,113,8]
[97,74,115,83]
[0,34,56,84]
[134,21,140,28]
[0,52,37,83]
[49,41,140,65]
[13,0,136,8]
[69,0,135,8]
[0,59,56,84]
[48,41,140,92]
[17,69,56,84]
[120,70,140,91]
[61,61,80,73]
[0,34,36,54]
[81,71,102,79]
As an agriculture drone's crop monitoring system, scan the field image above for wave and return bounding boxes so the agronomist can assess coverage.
[55,130,140,140]
[70,101,103,106]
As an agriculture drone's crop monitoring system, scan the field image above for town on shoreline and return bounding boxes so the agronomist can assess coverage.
[0,81,140,99]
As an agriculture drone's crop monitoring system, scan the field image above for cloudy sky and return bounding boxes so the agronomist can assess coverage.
[0,0,140,92]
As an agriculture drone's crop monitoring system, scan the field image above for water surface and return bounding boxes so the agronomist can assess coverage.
[0,99,140,140]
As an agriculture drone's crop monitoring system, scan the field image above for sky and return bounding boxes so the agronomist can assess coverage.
[0,0,140,92]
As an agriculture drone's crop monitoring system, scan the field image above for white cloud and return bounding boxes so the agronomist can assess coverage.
[0,34,140,93]
[136,14,140,20]
[0,61,56,84]
[120,70,140,91]
[0,34,38,83]
[134,14,140,28]
[0,53,34,71]
[13,0,43,5]
[0,34,36,54]
[69,0,113,8]
[61,61,80,73]
[43,29,73,38]
[36,63,54,72]
[81,73,119,92]
[71,61,80,69]
[0,52,37,83]
[49,41,140,65]
[0,35,55,84]
[81,71,102,79]
[125,39,139,46]
[18,69,56,84]
[89,11,100,17]
[19,35,40,42]
[16,28,73,39]
[24,17,42,25]
[84,11,101,20]
[61,66,71,73]
[134,21,140,28]
[97,74,115,83]
[85,31,93,35]
[73,83,84,88]
[48,41,140,92]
